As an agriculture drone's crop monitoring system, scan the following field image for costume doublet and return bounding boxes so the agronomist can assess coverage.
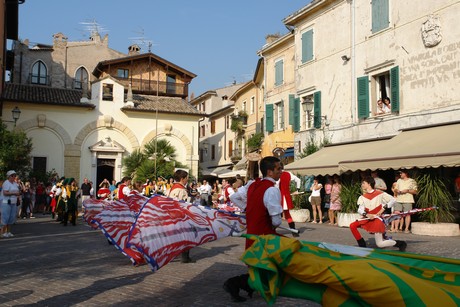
[354,189,394,234]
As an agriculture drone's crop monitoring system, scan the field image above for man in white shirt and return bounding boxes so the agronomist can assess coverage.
[198,179,212,206]
[371,171,387,191]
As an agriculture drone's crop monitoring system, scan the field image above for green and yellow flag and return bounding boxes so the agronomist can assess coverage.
[241,234,460,306]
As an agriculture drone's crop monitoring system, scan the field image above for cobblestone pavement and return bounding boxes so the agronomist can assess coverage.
[0,215,459,306]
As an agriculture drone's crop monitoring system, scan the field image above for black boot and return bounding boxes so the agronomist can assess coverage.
[357,238,367,248]
[181,250,195,263]
[238,274,253,298]
[394,240,407,252]
[223,276,246,302]
[288,222,300,237]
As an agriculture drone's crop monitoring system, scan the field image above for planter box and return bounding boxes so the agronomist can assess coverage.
[337,213,361,228]
[290,209,310,223]
[411,222,460,237]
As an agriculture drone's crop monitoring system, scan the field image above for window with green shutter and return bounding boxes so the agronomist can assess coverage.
[265,104,274,132]
[293,97,300,132]
[275,59,283,86]
[288,94,295,125]
[390,66,399,113]
[372,0,389,33]
[357,76,370,119]
[301,29,313,63]
[313,91,321,129]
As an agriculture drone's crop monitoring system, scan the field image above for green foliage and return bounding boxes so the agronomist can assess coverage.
[247,132,264,152]
[231,115,245,135]
[297,138,330,159]
[415,173,455,223]
[292,175,311,210]
[0,123,33,178]
[122,139,181,181]
[339,181,362,213]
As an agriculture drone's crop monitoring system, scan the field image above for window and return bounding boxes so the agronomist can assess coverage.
[357,66,399,119]
[211,120,216,134]
[288,94,301,132]
[227,115,230,129]
[250,96,255,114]
[242,101,247,112]
[301,29,314,63]
[372,0,389,33]
[202,102,206,112]
[102,83,113,101]
[301,95,314,130]
[200,125,205,137]
[167,74,176,94]
[228,140,233,157]
[31,60,47,85]
[74,67,88,89]
[275,100,284,130]
[265,104,274,132]
[117,68,129,79]
[274,59,284,86]
[211,145,215,160]
[33,157,47,174]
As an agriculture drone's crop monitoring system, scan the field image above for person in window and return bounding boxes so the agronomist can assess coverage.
[375,98,385,115]
[383,97,391,113]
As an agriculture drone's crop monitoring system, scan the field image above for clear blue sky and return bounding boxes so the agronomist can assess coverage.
[18,1,309,96]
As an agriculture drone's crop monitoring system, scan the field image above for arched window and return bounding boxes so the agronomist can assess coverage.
[31,61,47,85]
[75,67,89,89]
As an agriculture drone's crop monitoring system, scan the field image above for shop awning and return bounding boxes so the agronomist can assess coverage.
[284,138,391,176]
[207,166,232,177]
[234,156,247,170]
[339,123,460,172]
[219,169,247,178]
[284,147,294,157]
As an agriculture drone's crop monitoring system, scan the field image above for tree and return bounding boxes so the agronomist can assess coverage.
[122,139,185,182]
[0,123,33,178]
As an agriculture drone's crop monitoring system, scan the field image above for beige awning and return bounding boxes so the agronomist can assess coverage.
[219,169,247,178]
[206,166,232,177]
[339,123,460,172]
[284,138,391,176]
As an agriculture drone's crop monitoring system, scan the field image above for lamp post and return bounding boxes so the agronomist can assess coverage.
[301,97,313,128]
[3,106,21,127]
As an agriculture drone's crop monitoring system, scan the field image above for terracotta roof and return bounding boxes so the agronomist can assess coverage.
[2,83,95,108]
[122,94,205,116]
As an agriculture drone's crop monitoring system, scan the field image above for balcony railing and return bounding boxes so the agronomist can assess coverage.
[116,77,189,97]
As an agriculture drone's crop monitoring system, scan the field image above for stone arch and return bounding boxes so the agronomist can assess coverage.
[17,117,72,145]
[141,127,192,158]
[74,118,140,150]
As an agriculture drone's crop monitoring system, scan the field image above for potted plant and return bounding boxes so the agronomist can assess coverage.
[337,181,362,227]
[411,173,459,236]
[290,178,311,223]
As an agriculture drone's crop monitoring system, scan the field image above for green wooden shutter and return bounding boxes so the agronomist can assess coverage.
[275,60,283,86]
[301,29,313,63]
[313,91,321,129]
[266,104,274,132]
[357,76,369,119]
[390,66,400,113]
[372,0,389,33]
[288,94,295,125]
[293,97,300,132]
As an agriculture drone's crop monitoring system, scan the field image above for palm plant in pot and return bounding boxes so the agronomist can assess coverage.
[290,177,311,223]
[411,172,459,236]
[337,180,362,227]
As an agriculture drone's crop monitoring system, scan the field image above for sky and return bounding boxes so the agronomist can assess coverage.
[17,0,309,97]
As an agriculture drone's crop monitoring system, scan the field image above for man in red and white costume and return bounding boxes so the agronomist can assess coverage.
[349,176,407,251]
[117,177,131,201]
[224,156,284,302]
[278,163,301,237]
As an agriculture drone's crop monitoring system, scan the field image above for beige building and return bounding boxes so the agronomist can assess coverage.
[283,0,460,174]
[257,33,297,163]
[190,83,243,177]
[2,32,202,184]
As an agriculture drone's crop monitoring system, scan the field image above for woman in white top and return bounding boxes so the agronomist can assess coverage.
[310,178,323,223]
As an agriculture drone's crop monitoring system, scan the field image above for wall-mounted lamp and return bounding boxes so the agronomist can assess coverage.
[202,141,209,154]
[2,106,21,127]
[320,115,330,127]
[341,55,351,62]
[301,97,314,128]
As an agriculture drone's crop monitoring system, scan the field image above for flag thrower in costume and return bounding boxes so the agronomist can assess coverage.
[241,234,460,306]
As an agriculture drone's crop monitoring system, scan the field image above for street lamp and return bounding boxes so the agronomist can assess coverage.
[3,106,21,127]
[301,97,314,128]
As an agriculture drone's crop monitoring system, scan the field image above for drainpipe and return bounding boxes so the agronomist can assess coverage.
[350,0,356,125]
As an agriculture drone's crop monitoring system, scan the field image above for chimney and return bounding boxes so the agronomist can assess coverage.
[128,44,141,55]
[265,33,281,44]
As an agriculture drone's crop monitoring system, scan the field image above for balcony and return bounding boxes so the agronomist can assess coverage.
[116,77,189,97]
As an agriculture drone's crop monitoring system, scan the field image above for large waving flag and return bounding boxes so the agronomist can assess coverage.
[83,194,246,270]
[129,195,247,271]
[242,234,460,306]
